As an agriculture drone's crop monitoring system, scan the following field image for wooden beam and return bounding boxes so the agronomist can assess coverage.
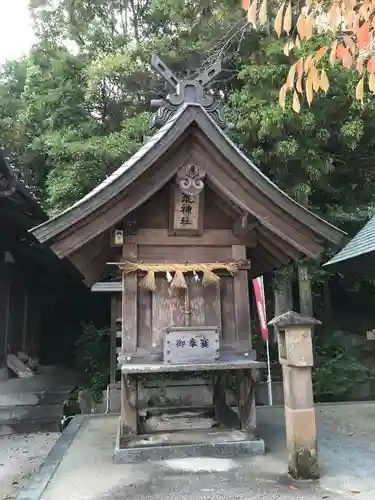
[257,225,301,261]
[122,229,257,248]
[211,191,241,219]
[232,212,259,237]
[256,232,291,266]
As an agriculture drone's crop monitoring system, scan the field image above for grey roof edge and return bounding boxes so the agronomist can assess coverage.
[324,213,375,267]
[30,102,344,247]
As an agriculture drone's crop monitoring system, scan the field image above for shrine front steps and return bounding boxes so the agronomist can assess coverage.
[0,366,77,436]
[0,400,66,435]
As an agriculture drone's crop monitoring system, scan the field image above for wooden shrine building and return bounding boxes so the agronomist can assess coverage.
[0,148,85,380]
[31,57,344,455]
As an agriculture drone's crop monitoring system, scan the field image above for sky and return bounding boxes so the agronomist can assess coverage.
[0,0,35,63]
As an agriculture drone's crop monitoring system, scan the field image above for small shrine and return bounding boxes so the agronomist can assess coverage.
[31,56,344,462]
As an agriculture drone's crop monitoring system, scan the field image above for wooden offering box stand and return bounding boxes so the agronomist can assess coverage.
[115,222,264,441]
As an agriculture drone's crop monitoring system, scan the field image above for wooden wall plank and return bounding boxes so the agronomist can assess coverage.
[232,245,252,349]
[137,287,152,350]
[122,243,138,353]
[151,277,185,347]
[220,276,236,343]
[189,277,221,329]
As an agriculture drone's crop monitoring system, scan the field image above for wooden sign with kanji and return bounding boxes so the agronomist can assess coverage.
[169,186,203,235]
[164,326,220,364]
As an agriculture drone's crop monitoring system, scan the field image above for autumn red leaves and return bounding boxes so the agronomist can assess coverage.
[242,0,375,111]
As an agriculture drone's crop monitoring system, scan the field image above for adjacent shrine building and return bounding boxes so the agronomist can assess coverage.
[31,58,344,422]
[0,148,85,380]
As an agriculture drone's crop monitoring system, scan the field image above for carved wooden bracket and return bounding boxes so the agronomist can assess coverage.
[177,164,206,196]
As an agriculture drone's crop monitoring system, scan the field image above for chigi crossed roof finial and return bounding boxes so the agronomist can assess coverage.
[149,54,225,131]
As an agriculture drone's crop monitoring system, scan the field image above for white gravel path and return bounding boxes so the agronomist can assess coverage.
[0,432,59,500]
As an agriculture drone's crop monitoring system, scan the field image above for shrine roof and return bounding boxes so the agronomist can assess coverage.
[324,213,375,270]
[31,102,344,249]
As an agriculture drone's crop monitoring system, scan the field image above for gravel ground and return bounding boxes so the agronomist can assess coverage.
[0,432,59,500]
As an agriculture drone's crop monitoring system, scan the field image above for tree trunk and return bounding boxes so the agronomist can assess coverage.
[298,263,313,317]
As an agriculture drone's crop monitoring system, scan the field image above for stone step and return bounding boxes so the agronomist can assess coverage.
[0,418,61,436]
[0,389,72,407]
[0,403,63,423]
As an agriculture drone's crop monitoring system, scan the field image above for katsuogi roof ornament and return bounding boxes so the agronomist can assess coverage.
[149,54,225,131]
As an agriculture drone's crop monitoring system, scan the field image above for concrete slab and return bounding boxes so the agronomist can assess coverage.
[115,422,265,463]
[18,403,375,500]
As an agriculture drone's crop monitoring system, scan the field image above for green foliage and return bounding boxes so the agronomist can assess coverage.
[313,330,369,402]
[73,322,110,402]
[226,33,375,236]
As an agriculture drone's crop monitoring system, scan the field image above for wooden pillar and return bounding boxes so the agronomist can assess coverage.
[232,245,251,349]
[120,243,138,435]
[121,243,138,353]
[269,311,321,480]
[237,369,256,433]
[110,294,117,385]
[121,374,139,434]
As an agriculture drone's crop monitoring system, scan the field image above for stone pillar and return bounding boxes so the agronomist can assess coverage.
[268,311,321,480]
